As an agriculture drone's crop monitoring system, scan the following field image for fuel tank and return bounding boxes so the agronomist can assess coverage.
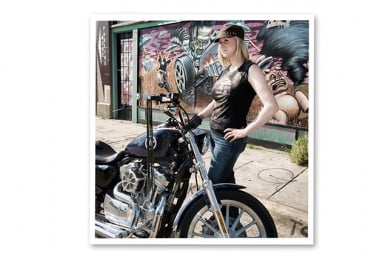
[125,128,182,158]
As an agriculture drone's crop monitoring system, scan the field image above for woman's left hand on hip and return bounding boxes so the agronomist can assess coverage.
[224,128,247,142]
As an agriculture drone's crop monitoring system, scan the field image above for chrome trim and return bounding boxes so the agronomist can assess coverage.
[149,194,168,238]
[103,194,134,227]
[113,182,140,226]
[95,218,128,238]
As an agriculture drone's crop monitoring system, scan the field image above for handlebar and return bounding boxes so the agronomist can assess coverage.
[137,92,200,132]
[137,93,180,104]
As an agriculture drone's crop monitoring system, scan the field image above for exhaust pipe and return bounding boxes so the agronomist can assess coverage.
[149,194,167,238]
[95,182,141,238]
[95,218,128,238]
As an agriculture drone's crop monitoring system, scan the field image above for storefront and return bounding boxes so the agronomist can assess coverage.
[95,20,311,145]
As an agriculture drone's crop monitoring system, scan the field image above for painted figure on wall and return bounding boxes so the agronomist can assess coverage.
[171,21,217,105]
[172,21,216,67]
[256,20,309,86]
[263,66,308,127]
[156,51,172,92]
[142,49,155,72]
[255,20,309,127]
[137,20,310,129]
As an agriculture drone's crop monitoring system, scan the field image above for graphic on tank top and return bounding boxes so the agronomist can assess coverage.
[213,70,242,97]
[211,61,256,132]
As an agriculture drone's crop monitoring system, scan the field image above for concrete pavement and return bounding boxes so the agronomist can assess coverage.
[94,117,310,240]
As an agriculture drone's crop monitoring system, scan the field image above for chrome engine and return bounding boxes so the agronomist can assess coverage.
[120,162,145,193]
[95,160,174,238]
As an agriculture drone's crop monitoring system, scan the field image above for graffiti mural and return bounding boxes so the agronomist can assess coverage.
[96,21,111,105]
[138,20,310,129]
[97,21,110,86]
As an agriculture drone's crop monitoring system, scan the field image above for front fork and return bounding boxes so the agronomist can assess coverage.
[185,131,230,238]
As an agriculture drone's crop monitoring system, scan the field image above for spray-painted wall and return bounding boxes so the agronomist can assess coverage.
[96,21,112,118]
[137,20,309,129]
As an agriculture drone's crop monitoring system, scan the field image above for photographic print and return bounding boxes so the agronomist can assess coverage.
[91,15,314,245]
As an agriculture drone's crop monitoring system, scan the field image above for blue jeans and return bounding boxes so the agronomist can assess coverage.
[208,129,248,184]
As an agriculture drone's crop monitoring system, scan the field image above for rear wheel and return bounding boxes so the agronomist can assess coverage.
[178,189,278,238]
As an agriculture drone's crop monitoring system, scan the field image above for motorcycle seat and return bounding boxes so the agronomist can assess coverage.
[96,152,122,164]
[95,140,122,164]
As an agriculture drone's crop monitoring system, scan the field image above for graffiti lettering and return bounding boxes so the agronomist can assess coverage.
[290,219,308,237]
[98,25,108,66]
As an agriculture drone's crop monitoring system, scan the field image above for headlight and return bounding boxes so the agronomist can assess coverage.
[192,129,210,155]
[200,133,210,155]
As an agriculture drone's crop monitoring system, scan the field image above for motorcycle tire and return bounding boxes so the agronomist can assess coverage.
[177,189,278,238]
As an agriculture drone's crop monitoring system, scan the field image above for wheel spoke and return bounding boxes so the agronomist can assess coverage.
[235,220,255,237]
[231,209,244,230]
[203,219,219,234]
[225,205,230,228]
[192,231,209,238]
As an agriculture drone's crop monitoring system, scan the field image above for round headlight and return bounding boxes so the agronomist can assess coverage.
[200,134,210,155]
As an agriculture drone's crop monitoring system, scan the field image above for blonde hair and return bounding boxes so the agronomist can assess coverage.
[217,37,249,68]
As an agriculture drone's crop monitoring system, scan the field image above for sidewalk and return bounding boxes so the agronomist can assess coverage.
[95,117,310,239]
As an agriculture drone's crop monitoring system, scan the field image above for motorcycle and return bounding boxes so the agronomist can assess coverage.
[95,92,278,238]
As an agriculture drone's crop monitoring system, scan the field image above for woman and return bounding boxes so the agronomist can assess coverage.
[189,24,278,185]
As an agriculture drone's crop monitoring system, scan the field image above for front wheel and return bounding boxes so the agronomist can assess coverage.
[177,189,278,238]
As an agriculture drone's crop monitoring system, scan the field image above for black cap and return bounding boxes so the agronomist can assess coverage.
[214,25,245,43]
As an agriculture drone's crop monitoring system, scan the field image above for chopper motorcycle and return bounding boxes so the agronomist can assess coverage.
[95,92,278,239]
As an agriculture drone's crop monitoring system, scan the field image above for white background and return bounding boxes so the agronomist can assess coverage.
[1,0,387,259]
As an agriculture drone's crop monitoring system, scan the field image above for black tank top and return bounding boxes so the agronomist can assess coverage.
[210,60,256,133]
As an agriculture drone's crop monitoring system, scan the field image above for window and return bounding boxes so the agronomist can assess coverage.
[119,34,133,106]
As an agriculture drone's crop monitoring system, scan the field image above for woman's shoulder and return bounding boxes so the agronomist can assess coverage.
[241,59,256,72]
